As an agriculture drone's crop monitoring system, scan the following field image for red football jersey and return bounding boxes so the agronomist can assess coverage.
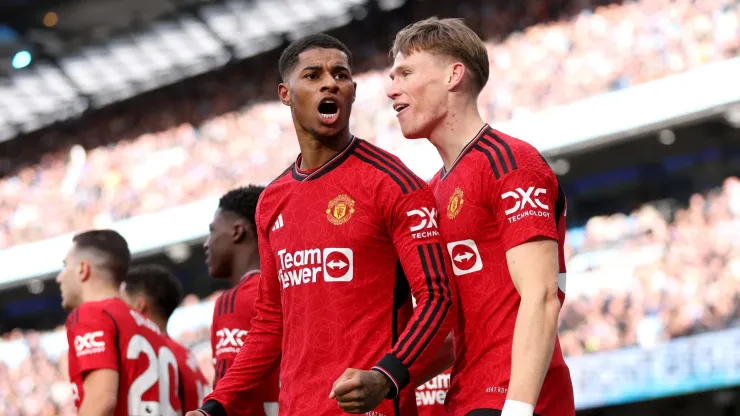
[429,125,575,416]
[165,336,209,411]
[210,271,279,415]
[203,137,455,416]
[65,297,183,416]
[416,368,451,416]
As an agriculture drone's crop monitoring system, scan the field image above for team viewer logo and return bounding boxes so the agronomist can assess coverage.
[277,247,354,287]
[447,187,464,219]
[446,240,483,276]
[326,194,355,225]
[323,248,354,282]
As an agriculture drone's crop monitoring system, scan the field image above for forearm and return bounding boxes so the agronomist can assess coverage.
[414,332,454,388]
[507,295,560,405]
[377,257,455,396]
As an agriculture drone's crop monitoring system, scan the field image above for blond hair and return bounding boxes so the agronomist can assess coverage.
[391,17,489,93]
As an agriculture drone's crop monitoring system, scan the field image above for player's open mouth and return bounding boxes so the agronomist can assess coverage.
[394,104,409,117]
[318,99,340,124]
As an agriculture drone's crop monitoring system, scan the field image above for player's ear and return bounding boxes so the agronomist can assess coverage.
[78,260,91,282]
[447,62,466,92]
[135,296,148,315]
[232,221,246,244]
[352,81,357,103]
[278,82,291,106]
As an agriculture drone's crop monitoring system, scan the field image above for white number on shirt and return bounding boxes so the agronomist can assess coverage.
[126,335,179,416]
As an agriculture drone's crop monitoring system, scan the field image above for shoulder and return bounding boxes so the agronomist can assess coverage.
[269,164,293,186]
[236,273,260,299]
[72,300,114,322]
[477,129,552,180]
[350,138,427,195]
[257,170,291,217]
[164,337,188,359]
[428,169,443,188]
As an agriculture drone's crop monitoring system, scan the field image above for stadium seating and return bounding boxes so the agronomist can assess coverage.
[2,0,739,248]
[3,0,740,414]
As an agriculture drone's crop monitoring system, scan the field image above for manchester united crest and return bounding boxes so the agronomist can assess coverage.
[326,194,356,225]
[447,187,464,219]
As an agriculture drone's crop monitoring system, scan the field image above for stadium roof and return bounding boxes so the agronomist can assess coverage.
[0,0,371,141]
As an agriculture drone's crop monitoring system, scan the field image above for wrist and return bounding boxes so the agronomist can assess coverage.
[501,400,534,416]
[375,370,391,396]
[370,368,397,399]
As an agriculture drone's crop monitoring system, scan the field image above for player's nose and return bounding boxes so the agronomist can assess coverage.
[320,75,339,93]
[386,80,400,100]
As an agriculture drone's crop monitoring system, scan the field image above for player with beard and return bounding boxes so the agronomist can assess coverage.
[57,229,182,416]
[186,33,456,416]
[387,17,575,416]
[120,264,210,412]
[204,185,279,415]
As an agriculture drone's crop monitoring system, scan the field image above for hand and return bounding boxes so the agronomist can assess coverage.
[329,368,391,414]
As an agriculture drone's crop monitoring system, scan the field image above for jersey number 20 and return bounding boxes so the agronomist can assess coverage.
[127,334,180,416]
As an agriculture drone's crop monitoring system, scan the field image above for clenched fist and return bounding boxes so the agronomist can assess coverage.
[329,368,391,414]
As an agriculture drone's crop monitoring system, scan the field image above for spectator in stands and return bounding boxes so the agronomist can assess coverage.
[1,0,739,248]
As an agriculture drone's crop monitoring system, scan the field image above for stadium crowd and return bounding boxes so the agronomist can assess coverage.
[558,176,740,355]
[3,175,740,414]
[2,0,740,248]
[3,0,740,414]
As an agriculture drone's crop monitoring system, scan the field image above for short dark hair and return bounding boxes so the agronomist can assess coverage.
[218,185,265,228]
[72,229,131,283]
[123,265,184,321]
[278,33,353,81]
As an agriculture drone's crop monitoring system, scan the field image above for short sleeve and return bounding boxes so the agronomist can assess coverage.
[66,306,119,377]
[490,163,560,252]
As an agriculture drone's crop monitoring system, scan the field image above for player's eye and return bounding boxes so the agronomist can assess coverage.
[335,73,348,80]
[305,72,318,80]
[402,71,411,78]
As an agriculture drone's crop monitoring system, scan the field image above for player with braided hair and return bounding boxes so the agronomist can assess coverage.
[204,185,279,415]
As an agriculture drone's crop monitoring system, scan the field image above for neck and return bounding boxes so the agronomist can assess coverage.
[81,281,120,305]
[152,316,169,336]
[428,98,486,171]
[230,246,260,287]
[296,128,352,171]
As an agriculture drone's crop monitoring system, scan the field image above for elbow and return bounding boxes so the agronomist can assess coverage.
[520,286,561,322]
[81,393,117,416]
[99,394,118,416]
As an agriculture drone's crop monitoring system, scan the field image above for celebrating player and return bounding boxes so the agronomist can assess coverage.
[387,18,575,416]
[120,264,210,411]
[204,185,279,415]
[187,33,455,416]
[57,229,182,416]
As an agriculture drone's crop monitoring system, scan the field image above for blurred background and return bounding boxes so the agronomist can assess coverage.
[1,0,740,414]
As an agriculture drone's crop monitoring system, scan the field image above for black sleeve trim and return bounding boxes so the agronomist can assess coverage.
[373,353,410,398]
[201,400,228,416]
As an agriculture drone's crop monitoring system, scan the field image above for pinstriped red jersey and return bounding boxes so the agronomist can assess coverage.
[65,298,182,416]
[210,271,279,414]
[164,336,209,411]
[202,136,456,416]
[429,125,574,416]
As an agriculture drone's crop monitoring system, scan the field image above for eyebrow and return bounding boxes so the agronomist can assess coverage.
[389,64,407,79]
[301,65,351,73]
